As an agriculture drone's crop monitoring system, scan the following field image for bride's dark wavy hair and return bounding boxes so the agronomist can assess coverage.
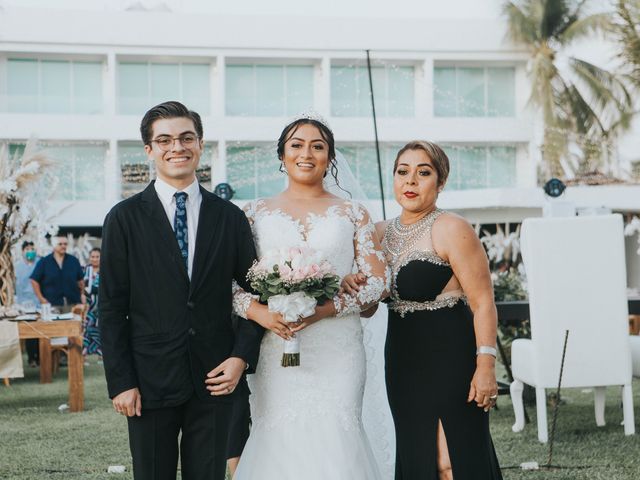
[276,119,339,183]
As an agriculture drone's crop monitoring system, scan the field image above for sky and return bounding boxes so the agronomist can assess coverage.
[1,0,506,18]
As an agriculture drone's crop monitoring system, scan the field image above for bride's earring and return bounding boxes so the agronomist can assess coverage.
[279,161,288,175]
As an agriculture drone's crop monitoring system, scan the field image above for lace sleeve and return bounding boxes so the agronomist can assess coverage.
[334,203,390,317]
[232,200,260,319]
[232,280,258,319]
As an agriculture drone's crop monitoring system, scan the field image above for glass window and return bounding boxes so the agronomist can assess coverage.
[256,66,285,116]
[41,61,71,113]
[331,65,415,117]
[487,146,517,187]
[459,147,487,189]
[7,59,39,112]
[457,68,485,117]
[433,67,456,117]
[73,62,103,113]
[118,142,150,199]
[434,66,515,117]
[339,145,400,199]
[6,59,102,114]
[487,68,515,117]
[388,67,415,117]
[226,144,285,199]
[225,64,314,116]
[150,63,180,107]
[182,64,211,115]
[117,62,210,115]
[43,143,107,201]
[442,145,517,190]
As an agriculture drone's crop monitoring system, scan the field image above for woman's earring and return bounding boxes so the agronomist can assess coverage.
[279,162,288,175]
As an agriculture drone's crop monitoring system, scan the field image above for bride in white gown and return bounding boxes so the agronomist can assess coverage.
[232,114,390,480]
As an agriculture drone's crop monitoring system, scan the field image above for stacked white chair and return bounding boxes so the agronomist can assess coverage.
[510,214,635,443]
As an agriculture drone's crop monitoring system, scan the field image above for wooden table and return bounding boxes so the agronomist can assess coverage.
[17,320,84,412]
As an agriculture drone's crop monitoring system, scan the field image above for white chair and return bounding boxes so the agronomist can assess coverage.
[510,214,635,443]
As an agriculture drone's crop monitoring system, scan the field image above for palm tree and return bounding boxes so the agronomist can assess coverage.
[503,0,634,179]
[610,0,640,91]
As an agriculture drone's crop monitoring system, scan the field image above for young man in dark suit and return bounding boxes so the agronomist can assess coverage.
[99,101,263,480]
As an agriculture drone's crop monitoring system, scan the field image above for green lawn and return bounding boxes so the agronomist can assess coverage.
[1,358,639,479]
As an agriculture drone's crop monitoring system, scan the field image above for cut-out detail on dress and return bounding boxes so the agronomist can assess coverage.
[383,211,466,318]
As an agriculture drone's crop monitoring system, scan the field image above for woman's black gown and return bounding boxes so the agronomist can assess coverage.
[384,220,503,479]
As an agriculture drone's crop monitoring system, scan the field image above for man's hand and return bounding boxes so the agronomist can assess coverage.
[112,387,142,417]
[205,357,246,396]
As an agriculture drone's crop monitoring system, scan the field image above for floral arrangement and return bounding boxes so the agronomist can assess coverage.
[0,140,58,306]
[479,223,521,270]
[492,267,528,302]
[247,247,340,367]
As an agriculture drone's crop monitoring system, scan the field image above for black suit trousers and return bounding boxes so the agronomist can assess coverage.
[127,395,232,480]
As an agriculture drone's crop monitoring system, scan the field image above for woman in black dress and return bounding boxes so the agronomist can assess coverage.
[345,141,502,479]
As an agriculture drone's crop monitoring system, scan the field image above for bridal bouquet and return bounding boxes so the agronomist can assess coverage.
[247,247,340,367]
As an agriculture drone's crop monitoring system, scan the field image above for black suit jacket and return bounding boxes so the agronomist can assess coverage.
[99,182,263,409]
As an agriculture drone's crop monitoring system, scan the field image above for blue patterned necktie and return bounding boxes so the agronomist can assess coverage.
[173,192,188,269]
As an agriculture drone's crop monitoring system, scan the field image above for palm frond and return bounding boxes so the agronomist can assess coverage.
[569,57,634,134]
[563,83,605,136]
[503,1,540,45]
[559,12,610,45]
[612,0,640,88]
[541,0,573,39]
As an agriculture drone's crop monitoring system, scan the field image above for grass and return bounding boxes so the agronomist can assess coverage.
[1,357,640,480]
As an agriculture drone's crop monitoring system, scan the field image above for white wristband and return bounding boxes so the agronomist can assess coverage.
[476,346,497,357]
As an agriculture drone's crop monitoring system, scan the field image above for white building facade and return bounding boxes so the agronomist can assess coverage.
[0,0,638,233]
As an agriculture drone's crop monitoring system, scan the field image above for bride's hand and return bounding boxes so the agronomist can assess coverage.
[340,272,367,295]
[289,301,337,333]
[251,304,294,340]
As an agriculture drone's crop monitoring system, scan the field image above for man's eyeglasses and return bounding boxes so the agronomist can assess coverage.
[151,134,199,151]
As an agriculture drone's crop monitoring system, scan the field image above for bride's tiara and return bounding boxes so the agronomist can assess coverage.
[286,110,332,132]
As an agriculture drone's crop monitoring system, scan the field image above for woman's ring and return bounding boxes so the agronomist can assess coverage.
[490,394,498,399]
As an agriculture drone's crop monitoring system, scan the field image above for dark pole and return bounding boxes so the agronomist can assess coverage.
[365,50,386,220]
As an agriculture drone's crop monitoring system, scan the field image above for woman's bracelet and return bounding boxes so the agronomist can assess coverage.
[476,345,497,357]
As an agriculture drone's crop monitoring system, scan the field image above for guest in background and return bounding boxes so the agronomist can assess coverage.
[14,241,40,367]
[83,247,102,361]
[30,236,85,308]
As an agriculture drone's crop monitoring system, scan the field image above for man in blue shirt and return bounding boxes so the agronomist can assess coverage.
[14,241,40,366]
[30,236,85,307]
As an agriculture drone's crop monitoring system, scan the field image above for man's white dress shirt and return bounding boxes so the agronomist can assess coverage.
[154,177,202,279]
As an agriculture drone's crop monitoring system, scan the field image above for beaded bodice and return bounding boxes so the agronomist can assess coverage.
[382,209,466,317]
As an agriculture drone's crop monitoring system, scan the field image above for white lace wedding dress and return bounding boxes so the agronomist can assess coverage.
[233,198,390,480]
